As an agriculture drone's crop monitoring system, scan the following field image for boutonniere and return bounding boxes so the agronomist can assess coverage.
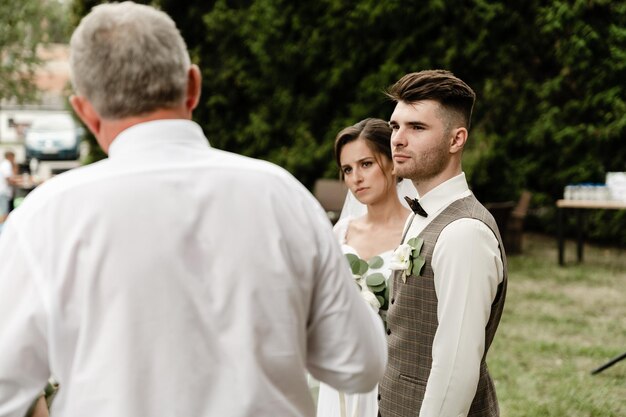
[389,237,425,283]
[344,253,389,317]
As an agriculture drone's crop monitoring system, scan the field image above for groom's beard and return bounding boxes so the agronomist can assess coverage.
[392,141,449,182]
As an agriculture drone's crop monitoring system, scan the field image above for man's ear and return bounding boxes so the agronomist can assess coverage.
[185,65,202,111]
[449,127,468,154]
[70,95,101,137]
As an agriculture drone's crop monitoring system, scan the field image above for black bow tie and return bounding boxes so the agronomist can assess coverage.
[404,196,428,217]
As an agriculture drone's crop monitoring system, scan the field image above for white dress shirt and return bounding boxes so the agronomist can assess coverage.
[401,173,504,417]
[0,120,387,417]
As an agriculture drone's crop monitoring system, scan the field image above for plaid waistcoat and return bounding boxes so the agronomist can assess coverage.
[379,194,508,417]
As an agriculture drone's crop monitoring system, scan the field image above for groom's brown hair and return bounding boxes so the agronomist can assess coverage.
[385,70,476,130]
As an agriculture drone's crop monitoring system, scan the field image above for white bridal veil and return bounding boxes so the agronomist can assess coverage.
[338,178,418,222]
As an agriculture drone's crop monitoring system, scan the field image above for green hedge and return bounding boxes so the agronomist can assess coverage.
[72,0,626,244]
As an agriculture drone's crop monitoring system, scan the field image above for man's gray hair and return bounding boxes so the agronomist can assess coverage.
[70,1,191,119]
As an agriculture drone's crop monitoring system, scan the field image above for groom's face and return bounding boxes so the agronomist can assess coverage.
[389,100,451,183]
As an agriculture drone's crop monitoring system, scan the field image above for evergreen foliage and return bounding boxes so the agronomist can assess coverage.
[0,0,72,103]
[71,0,626,243]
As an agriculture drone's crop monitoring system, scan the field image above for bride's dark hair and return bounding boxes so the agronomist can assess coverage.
[334,118,392,180]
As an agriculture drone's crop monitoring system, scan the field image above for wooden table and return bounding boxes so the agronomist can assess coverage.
[556,199,626,265]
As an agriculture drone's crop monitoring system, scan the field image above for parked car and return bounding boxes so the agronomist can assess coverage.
[25,114,83,161]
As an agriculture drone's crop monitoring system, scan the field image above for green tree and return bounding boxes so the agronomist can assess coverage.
[70,0,626,243]
[186,0,432,188]
[1,0,72,103]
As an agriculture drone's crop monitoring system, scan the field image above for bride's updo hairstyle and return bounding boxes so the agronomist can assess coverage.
[334,118,393,180]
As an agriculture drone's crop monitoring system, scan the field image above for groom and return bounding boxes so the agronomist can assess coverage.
[379,70,507,417]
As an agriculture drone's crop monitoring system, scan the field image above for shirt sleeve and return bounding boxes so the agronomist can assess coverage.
[305,214,387,394]
[419,218,504,417]
[331,217,349,242]
[0,221,51,417]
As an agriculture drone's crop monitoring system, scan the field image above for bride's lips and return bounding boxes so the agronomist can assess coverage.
[355,187,368,194]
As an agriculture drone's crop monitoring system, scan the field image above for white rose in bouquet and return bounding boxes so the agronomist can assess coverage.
[360,289,381,312]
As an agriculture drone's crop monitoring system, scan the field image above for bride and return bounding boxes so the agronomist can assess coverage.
[316,118,414,417]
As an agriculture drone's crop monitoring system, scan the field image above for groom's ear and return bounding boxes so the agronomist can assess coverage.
[449,127,467,154]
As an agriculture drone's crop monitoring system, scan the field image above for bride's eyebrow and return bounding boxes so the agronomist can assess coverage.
[340,157,374,168]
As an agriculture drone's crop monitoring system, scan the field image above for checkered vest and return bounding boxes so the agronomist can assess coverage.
[379,194,508,417]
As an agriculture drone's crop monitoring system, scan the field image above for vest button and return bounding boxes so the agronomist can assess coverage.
[377,394,381,401]
[386,328,391,335]
[391,298,395,304]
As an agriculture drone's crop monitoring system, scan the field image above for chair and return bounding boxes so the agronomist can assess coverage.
[505,190,532,254]
[484,200,516,245]
[484,190,532,255]
[313,179,348,224]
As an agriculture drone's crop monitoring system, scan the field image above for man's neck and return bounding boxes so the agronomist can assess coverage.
[413,164,462,197]
[99,108,192,153]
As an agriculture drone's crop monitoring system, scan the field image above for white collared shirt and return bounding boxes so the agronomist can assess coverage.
[0,120,386,417]
[402,173,504,417]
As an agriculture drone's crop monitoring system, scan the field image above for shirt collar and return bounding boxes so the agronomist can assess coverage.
[417,173,471,217]
[108,119,209,158]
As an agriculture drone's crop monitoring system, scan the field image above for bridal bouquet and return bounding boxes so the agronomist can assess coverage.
[344,253,389,321]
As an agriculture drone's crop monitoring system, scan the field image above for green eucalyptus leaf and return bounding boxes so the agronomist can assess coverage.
[345,253,363,275]
[365,272,385,287]
[412,255,425,276]
[376,295,385,306]
[357,259,369,275]
[367,256,384,269]
[369,283,386,293]
[380,290,389,309]
[407,236,424,254]
[345,253,359,263]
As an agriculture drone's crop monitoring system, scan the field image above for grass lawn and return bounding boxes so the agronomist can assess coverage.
[490,233,626,416]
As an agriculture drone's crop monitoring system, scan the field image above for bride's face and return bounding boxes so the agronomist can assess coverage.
[339,138,395,205]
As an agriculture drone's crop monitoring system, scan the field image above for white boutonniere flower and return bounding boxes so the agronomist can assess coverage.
[389,243,413,271]
[389,236,426,283]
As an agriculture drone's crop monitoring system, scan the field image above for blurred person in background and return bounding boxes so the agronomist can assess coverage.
[0,151,17,231]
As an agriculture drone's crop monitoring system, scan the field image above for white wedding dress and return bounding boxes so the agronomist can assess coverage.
[315,217,395,417]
